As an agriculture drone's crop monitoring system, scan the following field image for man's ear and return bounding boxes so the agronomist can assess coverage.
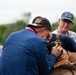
[58,19,61,22]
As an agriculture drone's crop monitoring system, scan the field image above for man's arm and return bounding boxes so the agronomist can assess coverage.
[60,34,76,52]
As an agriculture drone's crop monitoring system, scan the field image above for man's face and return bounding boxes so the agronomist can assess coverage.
[58,19,73,33]
[39,27,50,43]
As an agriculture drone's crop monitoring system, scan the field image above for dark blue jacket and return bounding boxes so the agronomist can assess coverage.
[0,29,56,75]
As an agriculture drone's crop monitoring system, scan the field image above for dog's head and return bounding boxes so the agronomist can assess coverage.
[48,40,64,53]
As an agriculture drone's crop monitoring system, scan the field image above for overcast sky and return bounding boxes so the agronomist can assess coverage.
[0,0,76,24]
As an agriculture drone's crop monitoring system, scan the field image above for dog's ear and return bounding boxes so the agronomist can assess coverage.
[48,41,55,53]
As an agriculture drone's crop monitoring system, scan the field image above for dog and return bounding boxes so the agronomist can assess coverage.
[48,39,76,68]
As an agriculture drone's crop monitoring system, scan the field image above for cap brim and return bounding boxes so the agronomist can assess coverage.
[27,23,44,27]
[61,17,73,23]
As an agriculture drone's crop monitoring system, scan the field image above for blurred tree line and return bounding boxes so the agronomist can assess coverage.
[0,12,31,45]
[0,13,76,45]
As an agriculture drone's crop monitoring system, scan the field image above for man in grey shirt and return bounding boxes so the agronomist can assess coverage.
[52,11,76,43]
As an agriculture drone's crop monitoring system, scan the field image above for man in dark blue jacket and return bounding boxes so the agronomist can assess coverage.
[0,16,62,75]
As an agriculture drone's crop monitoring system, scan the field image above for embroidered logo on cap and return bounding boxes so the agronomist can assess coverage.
[34,18,42,23]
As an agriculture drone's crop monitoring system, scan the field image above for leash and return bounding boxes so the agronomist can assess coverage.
[67,51,75,75]
[69,69,75,75]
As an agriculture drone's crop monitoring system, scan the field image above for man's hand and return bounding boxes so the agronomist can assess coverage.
[62,61,76,70]
[51,45,63,57]
[57,54,65,61]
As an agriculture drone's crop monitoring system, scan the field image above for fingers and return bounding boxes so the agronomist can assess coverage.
[56,46,63,56]
[73,61,76,65]
[51,45,63,57]
[55,45,63,52]
[62,61,76,69]
[58,54,65,61]
[60,47,63,52]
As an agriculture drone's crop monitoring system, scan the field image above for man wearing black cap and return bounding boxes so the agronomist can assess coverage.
[0,16,62,75]
[52,11,76,43]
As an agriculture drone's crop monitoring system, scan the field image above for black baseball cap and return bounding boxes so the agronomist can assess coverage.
[61,12,74,23]
[27,16,51,31]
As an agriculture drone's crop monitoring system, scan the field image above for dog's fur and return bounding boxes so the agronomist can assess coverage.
[48,35,76,68]
[50,67,76,75]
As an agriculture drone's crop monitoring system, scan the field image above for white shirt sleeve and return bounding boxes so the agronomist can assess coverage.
[0,45,3,56]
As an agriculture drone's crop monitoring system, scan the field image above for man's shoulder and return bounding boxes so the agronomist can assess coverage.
[0,45,3,50]
[0,45,3,56]
[69,30,76,35]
